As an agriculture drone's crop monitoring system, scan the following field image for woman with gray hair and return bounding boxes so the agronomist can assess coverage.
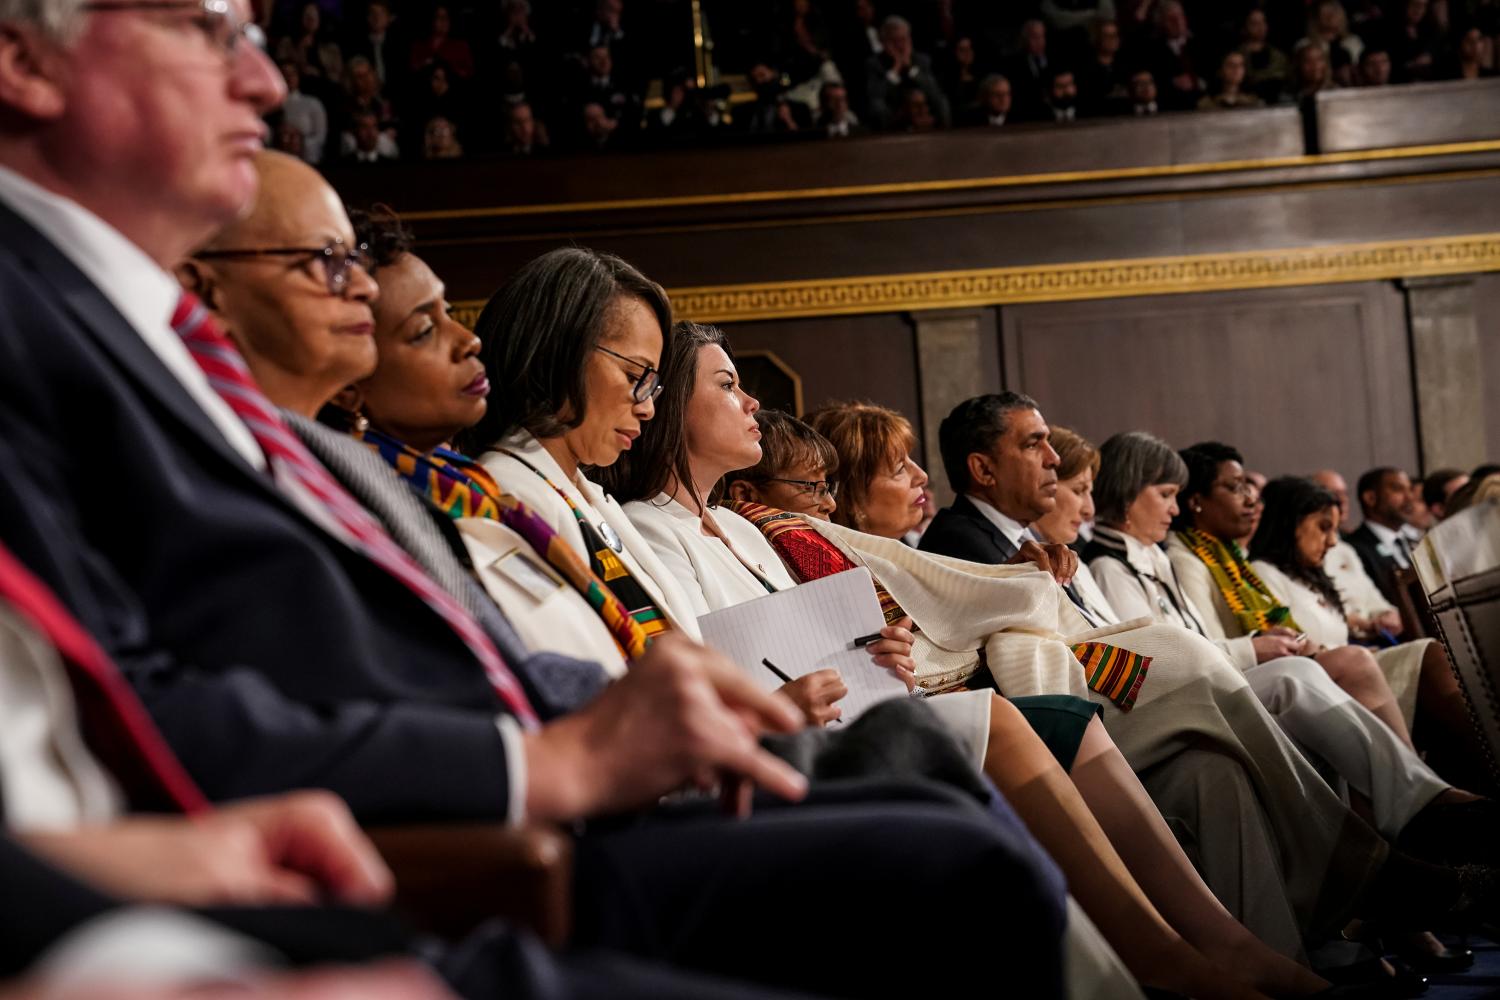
[1084,432,1218,641]
[1087,432,1324,671]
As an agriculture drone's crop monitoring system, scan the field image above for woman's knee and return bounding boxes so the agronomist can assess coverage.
[1319,645,1385,691]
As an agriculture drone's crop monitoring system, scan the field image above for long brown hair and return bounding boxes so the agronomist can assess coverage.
[595,320,728,511]
[805,401,917,530]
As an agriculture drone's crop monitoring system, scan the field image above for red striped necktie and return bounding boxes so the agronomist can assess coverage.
[0,541,209,814]
[171,293,540,729]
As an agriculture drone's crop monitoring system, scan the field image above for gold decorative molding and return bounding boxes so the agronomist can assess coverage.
[403,140,1500,222]
[670,234,1500,322]
[451,232,1500,327]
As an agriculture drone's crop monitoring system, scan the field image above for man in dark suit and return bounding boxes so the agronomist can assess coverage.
[865,15,951,128]
[0,5,1071,997]
[0,536,795,1000]
[920,392,1087,606]
[1346,467,1422,610]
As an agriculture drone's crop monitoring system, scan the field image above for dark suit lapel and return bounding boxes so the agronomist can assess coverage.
[952,494,1019,561]
[0,202,279,502]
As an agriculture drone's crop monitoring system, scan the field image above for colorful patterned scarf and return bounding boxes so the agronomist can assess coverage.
[356,427,663,660]
[1175,528,1301,635]
[495,449,672,653]
[728,500,1151,711]
[358,426,504,519]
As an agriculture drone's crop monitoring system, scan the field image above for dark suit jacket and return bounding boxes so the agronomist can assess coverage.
[0,201,529,823]
[1345,522,1407,609]
[918,494,1020,564]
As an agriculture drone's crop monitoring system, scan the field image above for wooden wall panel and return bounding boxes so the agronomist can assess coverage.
[998,283,1418,488]
[1317,79,1500,153]
[718,314,926,461]
[1475,273,1500,463]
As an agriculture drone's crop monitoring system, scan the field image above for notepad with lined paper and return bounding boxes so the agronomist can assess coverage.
[697,567,910,722]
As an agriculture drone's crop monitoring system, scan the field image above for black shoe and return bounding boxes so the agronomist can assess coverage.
[1396,797,1500,868]
[1356,925,1476,975]
[1321,958,1428,997]
[1393,939,1474,974]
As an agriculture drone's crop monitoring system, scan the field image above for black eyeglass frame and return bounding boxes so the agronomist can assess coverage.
[594,344,663,402]
[761,477,839,500]
[80,0,267,55]
[195,240,370,297]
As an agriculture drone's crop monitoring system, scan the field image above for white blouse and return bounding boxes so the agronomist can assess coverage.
[1324,539,1396,620]
[1094,529,1257,673]
[621,494,798,618]
[1249,560,1352,651]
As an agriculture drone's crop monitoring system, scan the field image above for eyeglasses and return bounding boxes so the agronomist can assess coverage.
[594,344,662,402]
[82,0,266,58]
[195,239,369,297]
[764,477,838,500]
[1212,478,1258,499]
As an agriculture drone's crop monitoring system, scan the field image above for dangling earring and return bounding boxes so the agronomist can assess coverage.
[351,410,370,434]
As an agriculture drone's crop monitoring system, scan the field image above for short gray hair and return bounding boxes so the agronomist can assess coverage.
[0,0,87,39]
[1094,431,1188,525]
[881,14,910,37]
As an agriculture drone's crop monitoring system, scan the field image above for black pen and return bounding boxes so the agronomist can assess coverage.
[851,624,921,649]
[761,657,795,684]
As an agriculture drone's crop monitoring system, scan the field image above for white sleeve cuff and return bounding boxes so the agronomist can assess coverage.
[496,714,528,825]
[1221,635,1258,673]
[36,907,279,990]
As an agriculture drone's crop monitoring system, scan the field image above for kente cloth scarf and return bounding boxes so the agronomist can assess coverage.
[496,449,671,655]
[358,426,505,520]
[355,428,663,660]
[728,501,1151,711]
[1176,528,1302,635]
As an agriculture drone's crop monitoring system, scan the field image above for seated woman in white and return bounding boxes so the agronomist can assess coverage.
[1248,476,1476,774]
[1165,443,1457,744]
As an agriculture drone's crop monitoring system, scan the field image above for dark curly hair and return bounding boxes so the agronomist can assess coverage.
[1173,441,1243,531]
[347,204,414,275]
[1249,476,1345,613]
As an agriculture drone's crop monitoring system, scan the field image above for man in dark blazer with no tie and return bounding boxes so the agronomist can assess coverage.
[1345,467,1421,610]
[919,392,1085,605]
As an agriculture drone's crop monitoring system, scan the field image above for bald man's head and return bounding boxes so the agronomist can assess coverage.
[1312,469,1351,529]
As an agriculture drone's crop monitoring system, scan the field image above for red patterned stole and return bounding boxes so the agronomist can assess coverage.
[726,500,1151,711]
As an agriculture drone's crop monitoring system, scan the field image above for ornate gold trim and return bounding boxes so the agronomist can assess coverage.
[450,233,1500,327]
[667,234,1500,322]
[404,140,1500,222]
